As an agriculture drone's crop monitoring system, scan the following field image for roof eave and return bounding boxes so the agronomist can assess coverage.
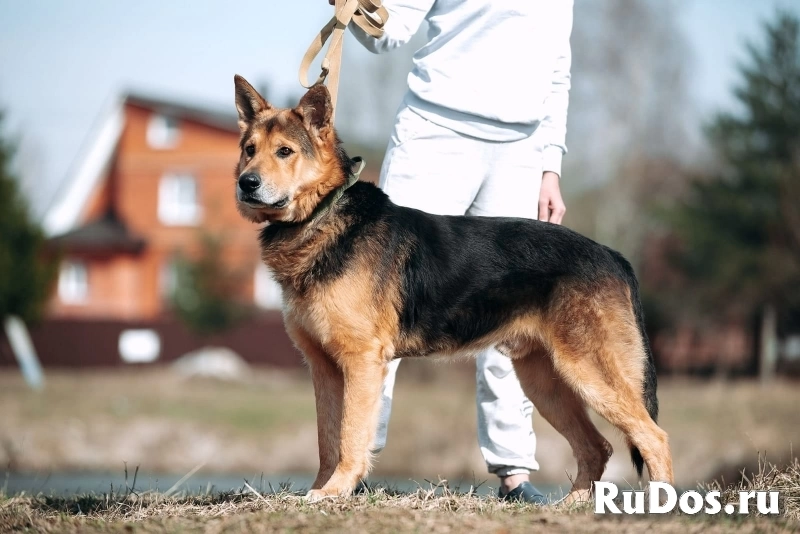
[43,96,125,237]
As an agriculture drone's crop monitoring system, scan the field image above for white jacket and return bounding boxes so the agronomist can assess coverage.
[350,0,573,176]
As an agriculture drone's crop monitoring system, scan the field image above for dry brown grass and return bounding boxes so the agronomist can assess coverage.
[1,363,799,531]
[2,470,799,533]
[702,457,800,521]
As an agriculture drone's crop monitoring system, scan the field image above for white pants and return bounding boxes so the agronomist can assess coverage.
[373,104,543,477]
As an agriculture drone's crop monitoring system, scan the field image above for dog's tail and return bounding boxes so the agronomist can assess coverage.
[607,248,659,478]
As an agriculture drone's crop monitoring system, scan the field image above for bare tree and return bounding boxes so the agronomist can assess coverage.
[565,0,694,268]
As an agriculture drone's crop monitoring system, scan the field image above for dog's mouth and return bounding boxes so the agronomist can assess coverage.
[240,195,290,210]
[269,197,290,209]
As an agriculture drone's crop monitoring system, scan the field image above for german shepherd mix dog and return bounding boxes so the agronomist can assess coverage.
[232,75,673,503]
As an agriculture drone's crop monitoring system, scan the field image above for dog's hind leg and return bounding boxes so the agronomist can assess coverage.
[554,352,673,485]
[512,343,612,505]
[289,326,344,490]
[548,284,674,485]
[306,353,386,501]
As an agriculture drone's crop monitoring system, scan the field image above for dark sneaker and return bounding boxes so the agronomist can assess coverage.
[499,481,547,505]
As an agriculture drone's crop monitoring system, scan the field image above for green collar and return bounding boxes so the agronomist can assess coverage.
[307,156,365,222]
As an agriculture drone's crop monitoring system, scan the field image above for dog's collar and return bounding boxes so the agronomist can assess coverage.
[307,156,365,222]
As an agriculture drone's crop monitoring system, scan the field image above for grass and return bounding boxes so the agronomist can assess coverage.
[1,465,799,533]
[1,365,799,531]
[703,457,800,521]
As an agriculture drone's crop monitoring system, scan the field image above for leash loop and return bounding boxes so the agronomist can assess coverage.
[299,0,388,122]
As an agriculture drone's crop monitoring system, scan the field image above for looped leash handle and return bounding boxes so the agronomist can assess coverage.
[298,0,388,123]
[350,0,388,38]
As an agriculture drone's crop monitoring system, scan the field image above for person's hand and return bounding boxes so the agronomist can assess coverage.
[538,171,566,224]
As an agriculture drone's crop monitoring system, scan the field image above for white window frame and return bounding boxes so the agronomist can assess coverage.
[158,173,201,226]
[58,260,88,304]
[254,264,283,310]
[146,113,180,149]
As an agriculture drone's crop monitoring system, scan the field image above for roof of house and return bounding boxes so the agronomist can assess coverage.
[126,93,238,133]
[43,91,239,238]
[48,211,146,254]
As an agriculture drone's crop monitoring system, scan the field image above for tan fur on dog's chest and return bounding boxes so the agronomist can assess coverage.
[282,259,401,366]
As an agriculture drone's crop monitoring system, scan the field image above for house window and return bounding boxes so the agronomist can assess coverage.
[158,173,201,225]
[58,260,88,304]
[254,264,282,309]
[146,113,180,149]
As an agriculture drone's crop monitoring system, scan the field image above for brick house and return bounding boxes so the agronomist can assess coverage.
[13,92,308,367]
[44,92,284,320]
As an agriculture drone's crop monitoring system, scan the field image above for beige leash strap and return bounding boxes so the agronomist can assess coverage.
[299,0,388,122]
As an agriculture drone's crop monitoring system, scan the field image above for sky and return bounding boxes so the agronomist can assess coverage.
[1,0,799,214]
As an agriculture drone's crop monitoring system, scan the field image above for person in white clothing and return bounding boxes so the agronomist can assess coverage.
[332,0,573,502]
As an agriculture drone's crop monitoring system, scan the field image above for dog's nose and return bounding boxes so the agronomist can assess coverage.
[238,173,261,193]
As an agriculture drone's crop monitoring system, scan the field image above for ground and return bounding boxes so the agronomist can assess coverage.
[2,471,799,533]
[1,363,800,531]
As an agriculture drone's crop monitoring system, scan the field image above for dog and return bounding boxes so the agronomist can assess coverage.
[232,74,673,503]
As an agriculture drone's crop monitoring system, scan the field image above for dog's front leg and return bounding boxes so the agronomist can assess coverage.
[292,332,344,490]
[306,356,385,501]
[307,352,344,489]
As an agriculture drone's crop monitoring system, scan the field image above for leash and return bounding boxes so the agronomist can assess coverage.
[299,0,388,123]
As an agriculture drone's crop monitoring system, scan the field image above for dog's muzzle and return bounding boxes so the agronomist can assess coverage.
[237,173,289,209]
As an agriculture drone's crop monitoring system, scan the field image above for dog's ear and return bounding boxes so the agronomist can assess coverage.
[294,84,333,137]
[234,75,270,132]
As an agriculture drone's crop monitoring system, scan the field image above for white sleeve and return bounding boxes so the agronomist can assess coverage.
[349,0,434,54]
[540,1,573,178]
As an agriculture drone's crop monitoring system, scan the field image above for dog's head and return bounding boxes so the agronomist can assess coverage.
[233,75,346,224]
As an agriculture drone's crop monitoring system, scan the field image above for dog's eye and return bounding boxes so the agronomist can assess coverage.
[245,145,255,157]
[277,146,294,158]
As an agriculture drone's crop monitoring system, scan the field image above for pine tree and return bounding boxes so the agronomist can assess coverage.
[668,11,800,377]
[0,113,56,322]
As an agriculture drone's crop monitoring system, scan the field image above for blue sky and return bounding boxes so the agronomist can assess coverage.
[1,0,799,213]
[677,0,799,113]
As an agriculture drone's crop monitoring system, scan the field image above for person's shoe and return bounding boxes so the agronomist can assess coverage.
[499,481,547,505]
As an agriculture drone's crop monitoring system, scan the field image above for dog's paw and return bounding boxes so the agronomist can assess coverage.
[554,489,592,507]
[305,488,342,502]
